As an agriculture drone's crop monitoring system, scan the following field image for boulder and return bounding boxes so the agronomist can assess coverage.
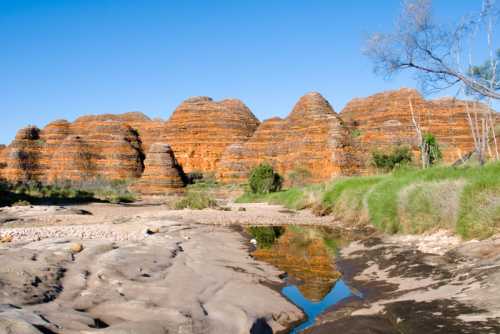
[130,143,185,195]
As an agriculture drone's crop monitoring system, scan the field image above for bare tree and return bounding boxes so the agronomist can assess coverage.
[365,0,500,163]
[408,97,427,168]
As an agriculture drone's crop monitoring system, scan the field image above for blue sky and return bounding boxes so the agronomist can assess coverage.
[0,1,487,144]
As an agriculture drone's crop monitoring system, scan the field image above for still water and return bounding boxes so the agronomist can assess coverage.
[249,225,362,333]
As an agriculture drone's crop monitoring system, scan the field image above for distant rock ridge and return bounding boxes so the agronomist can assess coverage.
[0,89,495,193]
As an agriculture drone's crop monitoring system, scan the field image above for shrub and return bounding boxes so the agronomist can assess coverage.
[248,163,283,194]
[423,133,442,166]
[13,200,30,206]
[287,167,312,187]
[174,191,217,210]
[186,171,204,184]
[372,146,412,171]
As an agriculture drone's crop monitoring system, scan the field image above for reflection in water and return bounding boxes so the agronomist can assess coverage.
[283,279,358,333]
[249,225,361,333]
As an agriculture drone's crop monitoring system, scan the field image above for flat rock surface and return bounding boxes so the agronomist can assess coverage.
[0,204,303,334]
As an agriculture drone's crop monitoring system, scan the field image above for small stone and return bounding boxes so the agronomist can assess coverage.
[145,227,160,235]
[70,243,84,253]
[0,234,13,243]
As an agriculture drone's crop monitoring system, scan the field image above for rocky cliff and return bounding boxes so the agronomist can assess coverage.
[340,88,492,173]
[1,119,145,184]
[0,89,495,191]
[162,97,260,174]
[216,92,350,183]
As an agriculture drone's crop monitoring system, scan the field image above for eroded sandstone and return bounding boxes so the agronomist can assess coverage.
[340,88,494,173]
[0,90,497,186]
[129,143,185,195]
[216,92,350,183]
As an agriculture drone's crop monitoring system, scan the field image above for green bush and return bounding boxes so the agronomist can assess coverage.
[372,146,412,171]
[423,133,442,166]
[0,178,136,205]
[174,190,217,210]
[248,163,283,194]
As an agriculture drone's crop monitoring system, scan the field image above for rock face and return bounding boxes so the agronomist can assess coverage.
[1,118,145,184]
[163,97,260,174]
[130,143,185,195]
[0,145,7,175]
[0,90,496,187]
[340,88,492,173]
[2,126,44,183]
[216,92,350,183]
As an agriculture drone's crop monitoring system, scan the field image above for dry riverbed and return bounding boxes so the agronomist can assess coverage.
[1,202,500,333]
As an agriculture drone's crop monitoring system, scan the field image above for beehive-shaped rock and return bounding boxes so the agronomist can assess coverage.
[340,88,494,173]
[217,92,350,183]
[40,118,146,183]
[130,143,185,195]
[73,112,164,152]
[2,126,44,182]
[163,97,260,173]
[46,135,96,183]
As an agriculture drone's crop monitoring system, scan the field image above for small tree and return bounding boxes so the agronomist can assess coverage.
[365,0,500,163]
[248,163,283,194]
[423,133,442,166]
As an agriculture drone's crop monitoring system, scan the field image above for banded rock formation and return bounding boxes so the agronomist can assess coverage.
[0,145,6,172]
[216,92,350,183]
[2,126,44,182]
[340,88,493,173]
[1,119,145,183]
[130,143,185,195]
[163,97,260,174]
[0,89,497,188]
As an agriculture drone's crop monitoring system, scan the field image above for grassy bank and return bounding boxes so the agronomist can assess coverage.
[0,179,136,206]
[236,163,500,239]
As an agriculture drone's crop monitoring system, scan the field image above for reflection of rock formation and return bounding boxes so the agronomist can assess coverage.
[252,227,341,301]
[216,92,350,183]
[130,143,185,195]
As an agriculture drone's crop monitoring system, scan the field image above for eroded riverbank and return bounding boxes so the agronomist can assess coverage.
[1,202,500,333]
[0,204,304,333]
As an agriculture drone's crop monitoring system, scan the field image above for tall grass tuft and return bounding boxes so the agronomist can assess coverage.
[236,162,500,239]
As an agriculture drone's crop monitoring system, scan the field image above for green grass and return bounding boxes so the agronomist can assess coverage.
[235,185,324,210]
[236,162,500,239]
[174,190,217,210]
[0,178,137,206]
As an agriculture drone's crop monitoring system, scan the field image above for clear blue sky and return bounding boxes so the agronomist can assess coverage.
[0,1,485,144]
